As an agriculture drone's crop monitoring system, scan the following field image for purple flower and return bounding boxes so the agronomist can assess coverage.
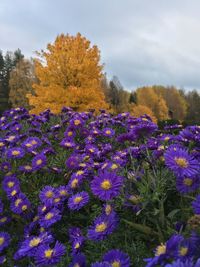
[34,241,65,266]
[164,147,199,177]
[22,137,42,151]
[68,192,89,211]
[39,186,56,206]
[91,171,123,201]
[0,232,10,253]
[176,175,200,194]
[6,147,25,159]
[32,153,47,170]
[103,249,130,267]
[39,208,61,228]
[165,259,200,267]
[10,193,31,214]
[68,253,86,267]
[0,255,6,264]
[88,213,118,241]
[103,128,115,137]
[15,232,54,258]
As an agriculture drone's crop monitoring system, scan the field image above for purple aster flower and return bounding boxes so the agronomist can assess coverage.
[91,262,111,267]
[57,185,70,199]
[10,193,31,214]
[91,171,124,201]
[39,186,56,206]
[39,208,61,228]
[176,175,200,194]
[18,165,33,173]
[103,128,115,137]
[164,147,199,177]
[65,154,80,170]
[22,137,42,151]
[68,253,86,267]
[0,232,10,253]
[0,215,11,226]
[60,138,76,149]
[16,232,54,258]
[68,174,84,190]
[0,162,11,172]
[32,153,47,170]
[34,241,65,266]
[68,192,89,211]
[88,213,118,241]
[103,249,130,267]
[2,175,20,192]
[6,147,25,159]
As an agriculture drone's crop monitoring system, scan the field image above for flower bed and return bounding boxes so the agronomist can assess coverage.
[0,107,200,266]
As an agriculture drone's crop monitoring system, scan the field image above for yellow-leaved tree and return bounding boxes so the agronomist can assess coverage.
[27,33,109,114]
[136,87,169,120]
[130,104,157,123]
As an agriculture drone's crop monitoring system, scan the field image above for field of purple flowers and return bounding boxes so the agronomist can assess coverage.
[0,107,200,266]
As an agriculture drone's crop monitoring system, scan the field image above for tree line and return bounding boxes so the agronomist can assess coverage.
[0,33,200,124]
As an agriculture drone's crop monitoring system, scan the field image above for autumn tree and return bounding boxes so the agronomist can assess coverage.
[27,33,109,114]
[152,85,187,121]
[130,104,157,123]
[9,59,37,109]
[136,87,169,120]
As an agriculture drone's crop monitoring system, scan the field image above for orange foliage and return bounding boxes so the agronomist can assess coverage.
[130,104,157,123]
[27,33,108,114]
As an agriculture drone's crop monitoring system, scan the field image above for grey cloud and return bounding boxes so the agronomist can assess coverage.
[0,0,200,91]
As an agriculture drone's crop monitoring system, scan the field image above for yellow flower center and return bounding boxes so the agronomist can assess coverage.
[60,190,68,196]
[12,150,20,156]
[33,216,39,222]
[76,170,84,176]
[7,136,15,141]
[74,264,80,267]
[95,222,107,232]
[71,178,78,188]
[45,191,54,198]
[74,120,81,126]
[89,149,94,153]
[155,243,166,256]
[8,181,14,188]
[74,242,80,249]
[68,131,73,136]
[174,157,188,168]
[101,180,111,190]
[31,140,37,145]
[112,261,121,267]
[44,249,53,258]
[164,137,170,141]
[22,205,27,211]
[29,238,41,247]
[36,159,42,165]
[42,206,47,212]
[105,204,112,215]
[64,142,71,147]
[183,178,193,186]
[0,237,4,245]
[179,246,188,256]
[0,217,7,223]
[106,130,111,135]
[45,212,53,220]
[54,198,60,203]
[11,190,17,196]
[15,199,22,207]
[26,143,32,147]
[24,165,32,170]
[0,142,4,147]
[111,164,118,170]
[74,196,83,204]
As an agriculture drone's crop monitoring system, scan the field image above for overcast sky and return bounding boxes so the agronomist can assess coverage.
[1,0,200,91]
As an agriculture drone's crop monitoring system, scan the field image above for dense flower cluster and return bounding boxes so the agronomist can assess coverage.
[0,107,200,266]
